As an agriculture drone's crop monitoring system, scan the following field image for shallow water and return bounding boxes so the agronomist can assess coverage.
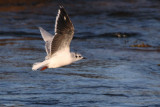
[0,0,160,106]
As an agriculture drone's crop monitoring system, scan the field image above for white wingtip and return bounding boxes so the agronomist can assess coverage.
[39,27,54,42]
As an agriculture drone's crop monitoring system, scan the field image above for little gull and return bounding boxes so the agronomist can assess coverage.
[32,5,85,71]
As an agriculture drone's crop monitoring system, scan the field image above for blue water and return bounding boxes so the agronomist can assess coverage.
[0,0,160,106]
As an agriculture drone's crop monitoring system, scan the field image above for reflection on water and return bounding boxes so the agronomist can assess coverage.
[0,0,160,106]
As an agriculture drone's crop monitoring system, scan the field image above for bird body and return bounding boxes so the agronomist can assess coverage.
[32,5,84,71]
[48,47,72,68]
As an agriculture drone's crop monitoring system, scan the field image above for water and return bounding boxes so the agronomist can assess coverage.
[0,0,160,106]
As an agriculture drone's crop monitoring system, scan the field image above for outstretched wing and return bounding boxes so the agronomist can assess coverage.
[50,5,74,55]
[39,27,54,55]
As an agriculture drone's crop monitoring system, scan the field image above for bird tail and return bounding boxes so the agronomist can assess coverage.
[32,60,48,71]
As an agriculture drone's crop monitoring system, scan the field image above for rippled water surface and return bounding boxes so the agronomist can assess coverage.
[0,0,160,106]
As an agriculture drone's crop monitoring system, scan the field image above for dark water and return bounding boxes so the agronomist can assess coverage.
[0,0,160,106]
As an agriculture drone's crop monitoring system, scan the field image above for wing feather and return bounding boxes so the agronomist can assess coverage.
[50,5,74,55]
[39,27,54,55]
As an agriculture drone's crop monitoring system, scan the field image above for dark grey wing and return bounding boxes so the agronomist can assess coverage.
[50,5,74,55]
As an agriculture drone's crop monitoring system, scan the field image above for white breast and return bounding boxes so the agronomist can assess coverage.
[48,48,72,68]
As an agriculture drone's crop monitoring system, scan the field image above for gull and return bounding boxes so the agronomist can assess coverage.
[32,5,85,71]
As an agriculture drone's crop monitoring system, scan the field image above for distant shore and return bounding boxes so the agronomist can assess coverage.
[0,0,52,6]
[0,0,53,12]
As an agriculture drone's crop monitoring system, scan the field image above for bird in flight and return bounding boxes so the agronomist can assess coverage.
[32,5,85,71]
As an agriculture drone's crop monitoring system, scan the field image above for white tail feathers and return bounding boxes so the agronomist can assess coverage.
[32,60,48,71]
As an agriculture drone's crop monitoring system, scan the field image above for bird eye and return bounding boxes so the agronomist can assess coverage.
[75,56,77,58]
[79,56,81,58]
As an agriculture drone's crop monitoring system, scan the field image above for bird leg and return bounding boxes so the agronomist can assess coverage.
[40,66,48,71]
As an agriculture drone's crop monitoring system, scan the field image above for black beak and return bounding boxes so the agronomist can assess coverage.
[83,57,87,59]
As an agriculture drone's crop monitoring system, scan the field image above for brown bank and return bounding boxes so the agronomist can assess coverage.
[0,0,52,11]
